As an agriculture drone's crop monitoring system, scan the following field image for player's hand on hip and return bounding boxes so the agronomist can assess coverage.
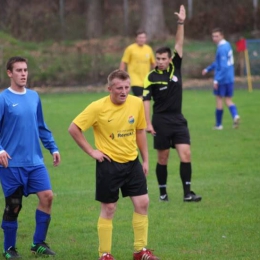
[0,151,11,168]
[91,150,111,162]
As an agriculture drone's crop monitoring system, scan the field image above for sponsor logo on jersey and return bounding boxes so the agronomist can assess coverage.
[128,115,134,124]
[159,86,167,91]
[171,75,178,82]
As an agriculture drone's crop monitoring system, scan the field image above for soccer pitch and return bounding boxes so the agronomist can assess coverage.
[1,89,259,260]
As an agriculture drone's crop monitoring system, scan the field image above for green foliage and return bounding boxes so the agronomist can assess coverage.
[0,32,217,87]
[1,89,259,259]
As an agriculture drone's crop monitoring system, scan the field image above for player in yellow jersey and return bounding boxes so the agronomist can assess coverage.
[119,30,155,98]
[68,70,160,260]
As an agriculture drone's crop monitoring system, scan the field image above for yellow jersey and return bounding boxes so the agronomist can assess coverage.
[73,95,147,163]
[121,43,155,87]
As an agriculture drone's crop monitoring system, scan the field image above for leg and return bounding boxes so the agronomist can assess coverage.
[33,190,53,244]
[31,190,55,256]
[156,149,170,200]
[176,144,201,202]
[2,187,23,254]
[215,95,224,128]
[175,144,191,195]
[131,195,159,260]
[225,97,240,128]
[131,195,149,252]
[98,202,117,257]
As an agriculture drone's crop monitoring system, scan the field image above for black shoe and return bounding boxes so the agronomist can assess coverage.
[3,246,21,259]
[31,242,55,256]
[159,194,169,202]
[184,191,202,202]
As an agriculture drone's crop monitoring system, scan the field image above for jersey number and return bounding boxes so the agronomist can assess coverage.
[227,50,234,66]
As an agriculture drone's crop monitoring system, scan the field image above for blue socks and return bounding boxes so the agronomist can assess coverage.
[1,220,18,251]
[215,109,223,126]
[33,209,51,244]
[229,104,238,119]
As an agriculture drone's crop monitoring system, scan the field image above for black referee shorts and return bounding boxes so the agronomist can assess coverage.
[152,113,191,150]
[131,86,143,97]
[95,157,148,203]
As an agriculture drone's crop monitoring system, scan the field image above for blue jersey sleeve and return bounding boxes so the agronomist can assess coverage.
[37,98,59,154]
[206,62,216,72]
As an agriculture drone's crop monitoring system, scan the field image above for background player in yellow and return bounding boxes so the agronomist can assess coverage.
[119,30,155,98]
[68,70,160,260]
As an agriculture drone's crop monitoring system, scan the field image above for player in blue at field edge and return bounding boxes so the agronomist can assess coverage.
[202,28,240,130]
[0,57,61,259]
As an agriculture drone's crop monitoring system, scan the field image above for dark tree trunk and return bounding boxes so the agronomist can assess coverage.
[86,0,103,39]
[140,0,167,41]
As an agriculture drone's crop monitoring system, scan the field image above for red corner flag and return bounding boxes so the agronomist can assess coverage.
[236,38,246,52]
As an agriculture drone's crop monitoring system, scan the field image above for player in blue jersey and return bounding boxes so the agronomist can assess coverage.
[0,57,61,259]
[202,28,240,130]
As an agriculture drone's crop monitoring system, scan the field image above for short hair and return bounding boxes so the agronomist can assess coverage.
[212,28,224,35]
[136,29,146,37]
[6,56,27,72]
[156,46,172,58]
[107,69,130,86]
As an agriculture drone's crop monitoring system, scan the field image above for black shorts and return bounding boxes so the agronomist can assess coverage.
[95,157,148,203]
[131,86,143,97]
[152,113,190,150]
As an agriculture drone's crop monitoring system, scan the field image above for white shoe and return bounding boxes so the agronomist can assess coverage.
[213,125,223,130]
[233,115,240,129]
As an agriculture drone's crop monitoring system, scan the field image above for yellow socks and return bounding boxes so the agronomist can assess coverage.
[132,212,148,252]
[98,217,113,257]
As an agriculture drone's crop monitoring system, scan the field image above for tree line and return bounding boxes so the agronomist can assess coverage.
[0,0,259,42]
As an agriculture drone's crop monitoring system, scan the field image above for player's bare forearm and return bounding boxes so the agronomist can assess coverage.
[68,123,94,156]
[119,61,126,71]
[136,129,149,164]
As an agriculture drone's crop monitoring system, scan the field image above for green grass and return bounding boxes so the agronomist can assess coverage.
[0,89,260,260]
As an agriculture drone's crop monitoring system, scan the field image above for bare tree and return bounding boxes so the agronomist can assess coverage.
[59,0,66,40]
[86,0,103,39]
[0,0,8,30]
[140,0,167,40]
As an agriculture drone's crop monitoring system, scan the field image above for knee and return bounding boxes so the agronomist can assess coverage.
[158,154,169,165]
[3,187,23,221]
[140,196,149,211]
[101,203,117,218]
[184,150,191,160]
[39,190,53,207]
[135,195,149,214]
[180,149,191,162]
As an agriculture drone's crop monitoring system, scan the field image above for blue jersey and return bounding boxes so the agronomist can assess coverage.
[206,39,234,85]
[0,88,58,167]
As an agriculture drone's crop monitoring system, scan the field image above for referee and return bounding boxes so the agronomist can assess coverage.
[143,5,202,203]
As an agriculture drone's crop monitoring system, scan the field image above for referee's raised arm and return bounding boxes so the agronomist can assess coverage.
[174,5,186,58]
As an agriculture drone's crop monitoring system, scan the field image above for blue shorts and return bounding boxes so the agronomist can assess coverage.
[0,165,52,197]
[213,83,234,97]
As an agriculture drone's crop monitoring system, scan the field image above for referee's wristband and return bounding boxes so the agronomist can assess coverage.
[177,21,184,25]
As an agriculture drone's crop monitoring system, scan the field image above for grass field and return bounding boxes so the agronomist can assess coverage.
[0,88,260,260]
